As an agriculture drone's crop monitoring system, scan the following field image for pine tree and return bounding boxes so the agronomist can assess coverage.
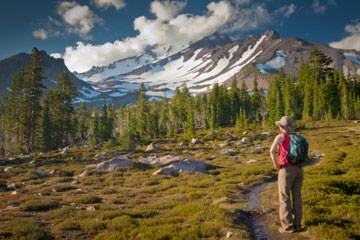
[22,47,46,152]
[35,96,52,151]
[54,70,76,146]
[229,77,240,124]
[282,75,297,118]
[251,76,262,121]
[136,83,149,138]
[76,103,90,144]
[5,70,26,154]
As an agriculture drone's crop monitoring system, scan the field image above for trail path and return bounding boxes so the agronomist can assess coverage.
[237,154,323,240]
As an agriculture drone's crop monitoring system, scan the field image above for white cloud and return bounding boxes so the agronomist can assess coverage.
[228,4,272,32]
[330,22,360,51]
[61,1,298,73]
[150,1,186,21]
[312,0,326,14]
[50,53,63,59]
[64,1,233,72]
[276,4,296,18]
[234,0,252,6]
[92,0,126,10]
[58,1,103,39]
[32,28,48,40]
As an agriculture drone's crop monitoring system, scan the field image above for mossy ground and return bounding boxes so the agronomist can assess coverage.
[0,121,359,239]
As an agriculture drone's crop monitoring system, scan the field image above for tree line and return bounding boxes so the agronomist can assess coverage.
[0,48,359,155]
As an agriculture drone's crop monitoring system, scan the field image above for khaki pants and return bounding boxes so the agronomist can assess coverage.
[278,166,303,231]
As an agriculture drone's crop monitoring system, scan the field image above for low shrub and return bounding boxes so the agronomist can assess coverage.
[74,195,103,204]
[21,199,60,211]
[6,220,54,240]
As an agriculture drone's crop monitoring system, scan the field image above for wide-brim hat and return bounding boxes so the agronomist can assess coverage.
[275,116,296,132]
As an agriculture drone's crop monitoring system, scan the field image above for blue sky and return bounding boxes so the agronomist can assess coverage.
[1,0,359,73]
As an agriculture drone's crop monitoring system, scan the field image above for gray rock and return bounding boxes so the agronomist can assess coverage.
[91,157,133,171]
[179,142,188,147]
[4,167,13,172]
[60,146,70,155]
[7,183,17,190]
[153,159,214,176]
[191,138,201,144]
[50,169,57,175]
[32,170,46,178]
[86,206,96,211]
[221,149,238,156]
[146,142,158,152]
[139,155,183,165]
[226,231,234,238]
[11,190,20,195]
[95,151,107,159]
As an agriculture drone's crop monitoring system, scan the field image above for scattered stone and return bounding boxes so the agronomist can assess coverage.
[32,170,46,178]
[246,159,257,164]
[95,142,104,149]
[78,170,89,178]
[11,190,20,195]
[261,131,271,136]
[4,167,13,172]
[29,160,36,165]
[90,157,133,171]
[95,151,107,159]
[146,142,158,152]
[226,231,234,238]
[233,156,239,161]
[50,169,57,176]
[191,138,201,144]
[139,155,183,165]
[218,143,227,148]
[60,146,70,155]
[241,137,251,144]
[153,159,215,176]
[179,142,188,147]
[7,183,17,190]
[353,120,359,124]
[221,149,238,156]
[243,131,249,135]
[86,206,96,211]
[72,180,80,185]
[251,148,263,154]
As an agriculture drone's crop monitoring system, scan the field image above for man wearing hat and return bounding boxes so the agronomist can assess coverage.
[270,116,304,233]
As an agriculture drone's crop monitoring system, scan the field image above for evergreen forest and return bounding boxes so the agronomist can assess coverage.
[0,47,360,156]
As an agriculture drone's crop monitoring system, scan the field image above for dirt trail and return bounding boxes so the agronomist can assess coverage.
[237,155,323,240]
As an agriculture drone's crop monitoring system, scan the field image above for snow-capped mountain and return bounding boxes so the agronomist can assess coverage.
[76,30,360,101]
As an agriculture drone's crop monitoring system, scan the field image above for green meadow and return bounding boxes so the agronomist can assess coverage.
[0,120,359,240]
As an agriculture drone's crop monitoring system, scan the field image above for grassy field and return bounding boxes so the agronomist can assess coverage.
[0,121,359,239]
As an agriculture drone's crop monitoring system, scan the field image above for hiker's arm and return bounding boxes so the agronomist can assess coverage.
[270,134,283,171]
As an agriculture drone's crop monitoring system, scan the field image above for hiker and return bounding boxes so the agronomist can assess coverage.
[270,116,304,233]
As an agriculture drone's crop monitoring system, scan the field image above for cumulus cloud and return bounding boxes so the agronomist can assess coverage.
[50,53,63,59]
[312,0,326,14]
[330,22,360,51]
[62,0,298,73]
[64,1,233,72]
[234,0,252,6]
[276,4,296,18]
[150,0,186,21]
[227,4,272,32]
[33,28,48,40]
[92,0,126,10]
[58,1,103,39]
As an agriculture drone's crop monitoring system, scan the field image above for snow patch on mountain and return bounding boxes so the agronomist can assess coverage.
[255,50,287,73]
[344,53,360,64]
[78,86,101,98]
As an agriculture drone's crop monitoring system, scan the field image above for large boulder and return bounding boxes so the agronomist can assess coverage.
[153,159,214,176]
[139,155,183,165]
[90,157,133,171]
